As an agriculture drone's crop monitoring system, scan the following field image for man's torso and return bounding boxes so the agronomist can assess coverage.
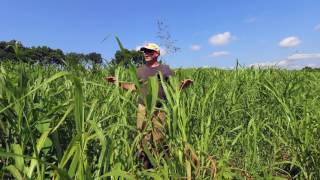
[136,64,174,104]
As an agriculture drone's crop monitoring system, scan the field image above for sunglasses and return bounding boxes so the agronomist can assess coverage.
[142,49,156,54]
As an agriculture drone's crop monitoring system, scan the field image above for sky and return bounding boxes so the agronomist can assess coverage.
[1,0,320,69]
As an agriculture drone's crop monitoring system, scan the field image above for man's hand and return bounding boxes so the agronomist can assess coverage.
[105,76,117,84]
[105,76,136,91]
[121,83,136,91]
[180,79,194,90]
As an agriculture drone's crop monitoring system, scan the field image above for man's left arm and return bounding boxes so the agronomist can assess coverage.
[180,79,193,90]
[166,67,193,90]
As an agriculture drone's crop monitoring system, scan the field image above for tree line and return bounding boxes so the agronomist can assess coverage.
[0,39,145,68]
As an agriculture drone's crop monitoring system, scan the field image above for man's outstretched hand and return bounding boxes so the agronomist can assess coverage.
[105,76,117,83]
[105,76,136,91]
[180,79,194,90]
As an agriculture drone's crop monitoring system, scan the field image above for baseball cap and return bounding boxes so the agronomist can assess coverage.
[140,43,160,54]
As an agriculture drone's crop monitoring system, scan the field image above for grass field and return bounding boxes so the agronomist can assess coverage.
[0,62,319,179]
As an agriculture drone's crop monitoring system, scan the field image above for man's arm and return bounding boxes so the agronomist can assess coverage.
[180,79,193,90]
[105,76,136,91]
[165,67,193,90]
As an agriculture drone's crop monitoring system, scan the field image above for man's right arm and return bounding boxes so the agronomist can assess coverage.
[120,82,136,91]
[180,79,193,90]
[165,66,193,90]
[105,76,136,91]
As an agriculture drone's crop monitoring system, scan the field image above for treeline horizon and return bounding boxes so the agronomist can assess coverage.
[0,39,145,69]
[1,39,320,71]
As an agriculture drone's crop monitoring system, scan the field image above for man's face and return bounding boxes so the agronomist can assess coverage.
[143,49,159,62]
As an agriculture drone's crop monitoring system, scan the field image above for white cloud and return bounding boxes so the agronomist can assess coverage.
[135,45,143,51]
[279,36,301,48]
[209,32,233,46]
[210,51,230,57]
[249,62,277,68]
[250,53,320,69]
[314,24,320,31]
[190,44,201,51]
[277,53,320,66]
[287,53,320,60]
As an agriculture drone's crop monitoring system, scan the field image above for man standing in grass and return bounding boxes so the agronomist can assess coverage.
[106,43,193,168]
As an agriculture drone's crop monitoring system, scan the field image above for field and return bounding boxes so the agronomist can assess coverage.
[0,62,319,179]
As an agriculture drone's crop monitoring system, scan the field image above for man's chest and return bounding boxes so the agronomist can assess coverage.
[138,68,167,81]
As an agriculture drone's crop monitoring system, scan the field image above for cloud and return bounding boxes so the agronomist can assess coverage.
[277,53,320,66]
[287,53,320,60]
[135,45,143,51]
[209,32,233,46]
[190,44,201,51]
[249,62,277,68]
[315,24,320,31]
[250,53,320,69]
[279,36,301,48]
[209,51,230,57]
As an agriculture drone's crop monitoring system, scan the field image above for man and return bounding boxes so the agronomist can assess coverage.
[106,43,193,168]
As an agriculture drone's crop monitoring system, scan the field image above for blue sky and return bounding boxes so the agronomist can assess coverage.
[1,0,320,68]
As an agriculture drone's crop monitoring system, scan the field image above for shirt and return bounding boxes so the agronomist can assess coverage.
[136,64,174,105]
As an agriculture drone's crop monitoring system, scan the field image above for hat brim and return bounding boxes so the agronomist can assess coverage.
[140,47,149,51]
[140,47,160,53]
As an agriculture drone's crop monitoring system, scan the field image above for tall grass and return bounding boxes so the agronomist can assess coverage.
[0,61,319,179]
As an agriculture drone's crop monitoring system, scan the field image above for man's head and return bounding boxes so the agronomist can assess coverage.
[140,43,160,62]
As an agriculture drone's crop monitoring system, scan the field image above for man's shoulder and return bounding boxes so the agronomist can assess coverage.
[159,64,170,68]
[159,64,174,75]
[159,64,172,71]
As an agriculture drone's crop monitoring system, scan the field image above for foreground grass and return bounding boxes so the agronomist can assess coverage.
[0,62,319,179]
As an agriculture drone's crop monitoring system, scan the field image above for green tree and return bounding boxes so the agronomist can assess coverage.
[110,49,144,67]
[86,52,103,64]
[109,36,144,67]
[0,40,103,68]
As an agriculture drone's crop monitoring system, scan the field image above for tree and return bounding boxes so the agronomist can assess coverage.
[24,46,64,65]
[0,41,17,61]
[65,53,85,66]
[109,37,144,67]
[110,49,144,67]
[0,40,104,68]
[302,66,320,71]
[86,52,103,64]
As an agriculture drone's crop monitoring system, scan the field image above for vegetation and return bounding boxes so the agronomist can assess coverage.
[0,40,104,70]
[0,61,319,179]
[302,66,320,71]
[0,39,146,70]
[109,49,144,67]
